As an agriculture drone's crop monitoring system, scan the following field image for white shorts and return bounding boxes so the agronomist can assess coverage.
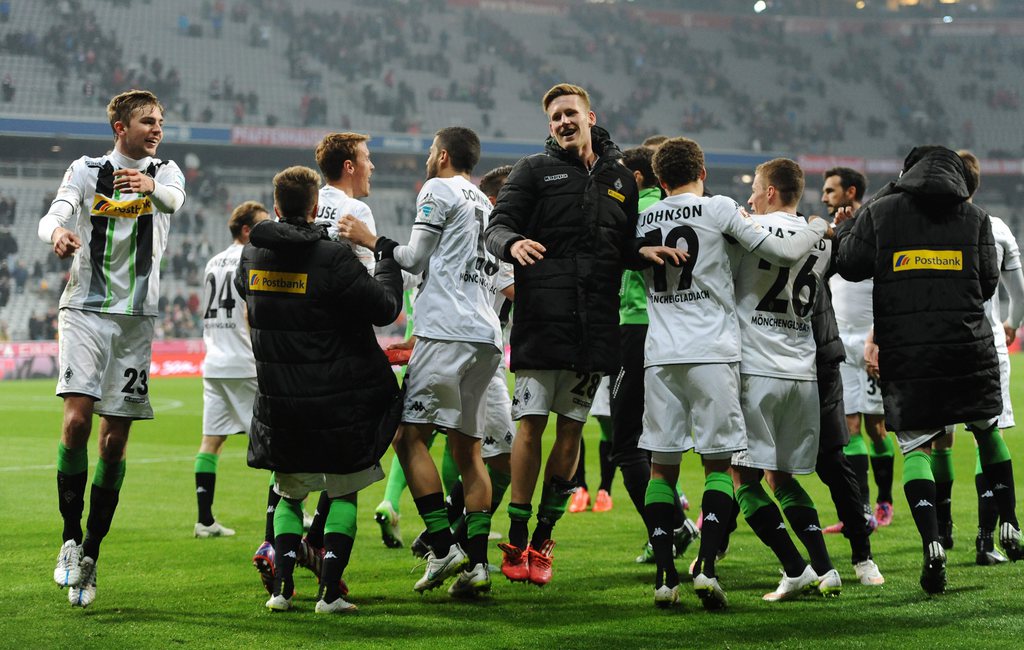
[511,369,603,423]
[482,364,515,459]
[839,328,885,416]
[202,377,257,436]
[56,308,155,420]
[998,350,1014,429]
[274,463,385,500]
[402,338,502,438]
[733,374,820,475]
[590,375,612,418]
[639,363,746,461]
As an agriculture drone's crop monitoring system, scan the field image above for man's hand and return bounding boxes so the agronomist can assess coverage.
[833,206,855,226]
[864,328,880,381]
[113,168,155,195]
[1004,321,1017,346]
[639,245,689,266]
[51,227,81,259]
[337,215,378,249]
[386,336,416,351]
[510,239,546,266]
[808,214,834,239]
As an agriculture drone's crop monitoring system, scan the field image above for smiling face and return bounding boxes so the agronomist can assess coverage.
[348,141,374,198]
[116,104,164,159]
[547,94,595,156]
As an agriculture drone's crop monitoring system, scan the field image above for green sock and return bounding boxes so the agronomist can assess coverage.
[269,471,276,486]
[194,452,218,475]
[441,440,459,495]
[538,482,571,521]
[975,448,983,476]
[735,481,775,518]
[57,442,88,475]
[645,478,677,506]
[383,454,407,511]
[774,479,816,510]
[93,458,126,490]
[465,511,492,538]
[844,434,868,457]
[975,426,1012,465]
[869,434,895,458]
[423,507,449,534]
[274,497,304,536]
[930,448,954,484]
[902,451,935,484]
[324,497,358,538]
[704,471,733,497]
[488,466,512,511]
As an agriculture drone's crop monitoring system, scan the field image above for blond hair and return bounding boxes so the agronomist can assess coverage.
[106,89,163,134]
[541,83,591,112]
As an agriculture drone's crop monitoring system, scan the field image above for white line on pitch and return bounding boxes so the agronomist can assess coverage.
[0,451,247,473]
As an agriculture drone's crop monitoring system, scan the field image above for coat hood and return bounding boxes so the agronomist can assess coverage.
[894,147,971,205]
[249,219,327,251]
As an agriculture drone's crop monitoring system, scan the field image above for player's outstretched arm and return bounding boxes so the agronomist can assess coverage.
[752,217,828,267]
[1003,267,1024,345]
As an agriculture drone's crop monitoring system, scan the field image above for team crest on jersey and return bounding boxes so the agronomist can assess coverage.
[248,270,308,294]
[892,250,962,272]
[614,178,623,191]
[90,194,153,219]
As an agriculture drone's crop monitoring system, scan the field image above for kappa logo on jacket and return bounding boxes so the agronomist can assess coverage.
[543,173,568,183]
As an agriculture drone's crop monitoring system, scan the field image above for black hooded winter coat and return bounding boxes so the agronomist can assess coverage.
[483,126,645,374]
[833,147,1000,431]
[234,219,403,474]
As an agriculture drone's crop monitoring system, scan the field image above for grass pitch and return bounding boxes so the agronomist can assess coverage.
[3,363,1024,649]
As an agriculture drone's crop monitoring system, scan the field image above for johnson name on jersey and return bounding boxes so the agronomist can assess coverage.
[51,150,185,316]
[412,176,502,349]
[314,185,376,272]
[735,211,830,380]
[202,242,256,378]
[636,193,769,366]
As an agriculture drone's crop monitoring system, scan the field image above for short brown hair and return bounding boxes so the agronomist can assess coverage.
[479,165,513,199]
[642,134,669,150]
[107,89,164,134]
[315,132,370,182]
[652,137,704,190]
[273,166,320,223]
[228,200,268,239]
[957,149,980,198]
[541,83,591,112]
[756,158,805,206]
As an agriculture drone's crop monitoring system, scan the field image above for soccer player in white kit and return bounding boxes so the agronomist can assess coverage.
[314,132,376,271]
[634,139,829,610]
[41,90,186,608]
[930,151,1024,562]
[339,127,503,597]
[821,167,895,532]
[194,201,269,540]
[731,158,842,601]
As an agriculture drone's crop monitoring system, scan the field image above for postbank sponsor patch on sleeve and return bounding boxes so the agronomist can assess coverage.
[607,188,625,203]
[892,249,963,272]
[248,269,308,293]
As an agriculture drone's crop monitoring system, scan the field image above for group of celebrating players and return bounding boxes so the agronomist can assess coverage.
[43,83,1022,615]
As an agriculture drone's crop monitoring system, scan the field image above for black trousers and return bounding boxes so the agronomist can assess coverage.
[610,323,649,468]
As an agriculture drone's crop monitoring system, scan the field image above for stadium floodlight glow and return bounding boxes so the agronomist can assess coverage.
[943,15,954,22]
[753,1,767,13]
[855,0,866,8]
[741,174,753,184]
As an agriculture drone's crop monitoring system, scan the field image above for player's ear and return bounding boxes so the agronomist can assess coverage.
[700,167,708,182]
[633,170,644,187]
[343,159,355,176]
[587,110,596,127]
[113,120,126,137]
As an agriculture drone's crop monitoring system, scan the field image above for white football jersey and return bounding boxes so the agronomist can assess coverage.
[988,215,1021,353]
[314,185,376,272]
[201,242,256,378]
[636,193,770,366]
[735,211,831,380]
[410,176,502,349]
[829,274,873,331]
[49,150,185,316]
[489,260,515,329]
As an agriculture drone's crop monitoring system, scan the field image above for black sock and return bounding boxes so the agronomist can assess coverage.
[980,460,1019,527]
[305,491,330,548]
[446,481,465,526]
[464,516,489,567]
[273,533,301,598]
[321,532,354,602]
[572,438,587,491]
[904,479,941,548]
[746,505,807,577]
[935,480,953,528]
[870,455,894,504]
[694,490,734,578]
[195,472,216,526]
[57,470,87,544]
[414,492,454,555]
[598,440,615,493]
[81,484,120,561]
[619,460,651,525]
[530,514,556,549]
[264,486,281,544]
[783,505,833,574]
[719,497,739,556]
[977,473,999,535]
[646,501,678,588]
[848,454,871,514]
[508,502,530,550]
[816,446,872,563]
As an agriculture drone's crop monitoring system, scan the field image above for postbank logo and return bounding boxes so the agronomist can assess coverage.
[892,249,962,272]
[248,270,308,294]
[607,188,625,203]
[90,194,153,219]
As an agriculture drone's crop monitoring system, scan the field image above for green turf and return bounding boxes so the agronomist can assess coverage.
[3,363,1024,649]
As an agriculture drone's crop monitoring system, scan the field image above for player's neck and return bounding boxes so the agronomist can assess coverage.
[435,168,470,181]
[329,179,358,199]
[772,203,799,215]
[666,181,702,197]
[111,146,147,165]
